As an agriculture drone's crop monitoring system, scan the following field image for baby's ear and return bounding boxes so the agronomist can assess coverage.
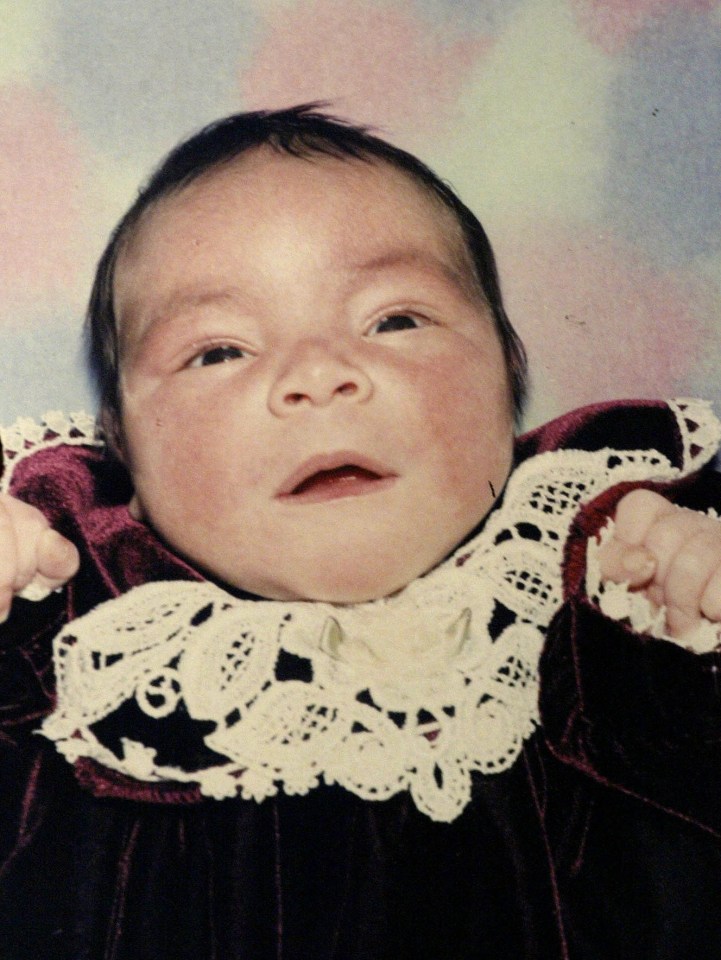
[128,494,144,521]
[98,406,126,464]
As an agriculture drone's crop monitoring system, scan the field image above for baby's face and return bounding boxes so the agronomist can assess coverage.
[114,151,514,602]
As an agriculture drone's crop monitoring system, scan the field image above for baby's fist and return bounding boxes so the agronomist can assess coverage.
[597,488,721,640]
[0,493,79,622]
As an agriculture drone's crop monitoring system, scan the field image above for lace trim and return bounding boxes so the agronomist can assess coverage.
[0,410,98,485]
[5,399,718,821]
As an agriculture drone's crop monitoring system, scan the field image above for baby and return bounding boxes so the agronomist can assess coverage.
[1,105,720,959]
[3,109,720,630]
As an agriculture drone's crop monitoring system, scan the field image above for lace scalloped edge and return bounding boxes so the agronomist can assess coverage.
[1,410,99,492]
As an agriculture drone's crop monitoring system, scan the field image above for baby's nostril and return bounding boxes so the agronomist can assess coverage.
[337,382,358,396]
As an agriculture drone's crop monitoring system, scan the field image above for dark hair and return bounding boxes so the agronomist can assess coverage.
[86,103,528,445]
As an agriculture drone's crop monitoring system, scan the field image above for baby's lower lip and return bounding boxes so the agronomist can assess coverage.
[279,466,397,504]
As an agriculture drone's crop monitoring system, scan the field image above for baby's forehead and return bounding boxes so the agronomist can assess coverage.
[128,149,467,253]
[114,150,484,328]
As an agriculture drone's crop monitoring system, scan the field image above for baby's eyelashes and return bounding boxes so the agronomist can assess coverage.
[366,313,430,335]
[182,312,432,368]
[187,344,250,368]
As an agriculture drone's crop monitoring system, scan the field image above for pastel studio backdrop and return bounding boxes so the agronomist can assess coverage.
[1,0,720,431]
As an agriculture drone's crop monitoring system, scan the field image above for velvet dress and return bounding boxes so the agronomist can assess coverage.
[1,399,720,960]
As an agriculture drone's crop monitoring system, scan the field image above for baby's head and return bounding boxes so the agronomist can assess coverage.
[87,105,528,603]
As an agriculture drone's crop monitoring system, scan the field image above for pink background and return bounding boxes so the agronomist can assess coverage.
[2,0,720,429]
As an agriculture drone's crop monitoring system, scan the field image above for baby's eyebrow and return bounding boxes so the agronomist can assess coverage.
[121,286,251,358]
[348,249,478,300]
[155,286,248,318]
[352,249,458,278]
[158,287,253,330]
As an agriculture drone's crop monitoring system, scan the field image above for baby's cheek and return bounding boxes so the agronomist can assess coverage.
[413,355,512,482]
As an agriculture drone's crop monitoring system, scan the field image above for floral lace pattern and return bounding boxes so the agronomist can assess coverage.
[5,400,720,821]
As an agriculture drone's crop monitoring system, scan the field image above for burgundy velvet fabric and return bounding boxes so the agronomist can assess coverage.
[1,400,721,959]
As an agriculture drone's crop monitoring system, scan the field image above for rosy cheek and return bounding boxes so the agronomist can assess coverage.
[411,352,511,480]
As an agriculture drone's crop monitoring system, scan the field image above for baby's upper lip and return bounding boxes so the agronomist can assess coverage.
[276,451,396,497]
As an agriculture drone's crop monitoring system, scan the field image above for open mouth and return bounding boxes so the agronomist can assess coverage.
[278,455,396,503]
[293,464,382,495]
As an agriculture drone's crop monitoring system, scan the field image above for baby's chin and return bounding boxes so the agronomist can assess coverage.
[214,556,438,605]
[194,558,435,604]
[143,500,495,604]
[238,570,416,605]
[144,520,428,604]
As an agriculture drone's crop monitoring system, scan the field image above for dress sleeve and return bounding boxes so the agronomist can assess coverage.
[539,468,721,836]
[0,595,66,738]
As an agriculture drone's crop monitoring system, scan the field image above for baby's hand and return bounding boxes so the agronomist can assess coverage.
[597,488,721,641]
[0,493,79,622]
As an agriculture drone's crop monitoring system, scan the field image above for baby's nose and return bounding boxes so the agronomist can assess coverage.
[267,340,373,415]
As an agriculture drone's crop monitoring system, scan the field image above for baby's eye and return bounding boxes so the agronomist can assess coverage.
[188,345,248,368]
[368,313,426,335]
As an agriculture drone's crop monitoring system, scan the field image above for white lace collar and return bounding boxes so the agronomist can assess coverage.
[4,400,718,822]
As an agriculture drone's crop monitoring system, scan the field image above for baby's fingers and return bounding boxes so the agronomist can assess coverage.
[0,497,21,619]
[16,528,81,603]
[700,562,721,623]
[597,537,656,588]
[35,527,80,589]
[663,530,721,637]
[613,489,677,546]
[0,495,79,620]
